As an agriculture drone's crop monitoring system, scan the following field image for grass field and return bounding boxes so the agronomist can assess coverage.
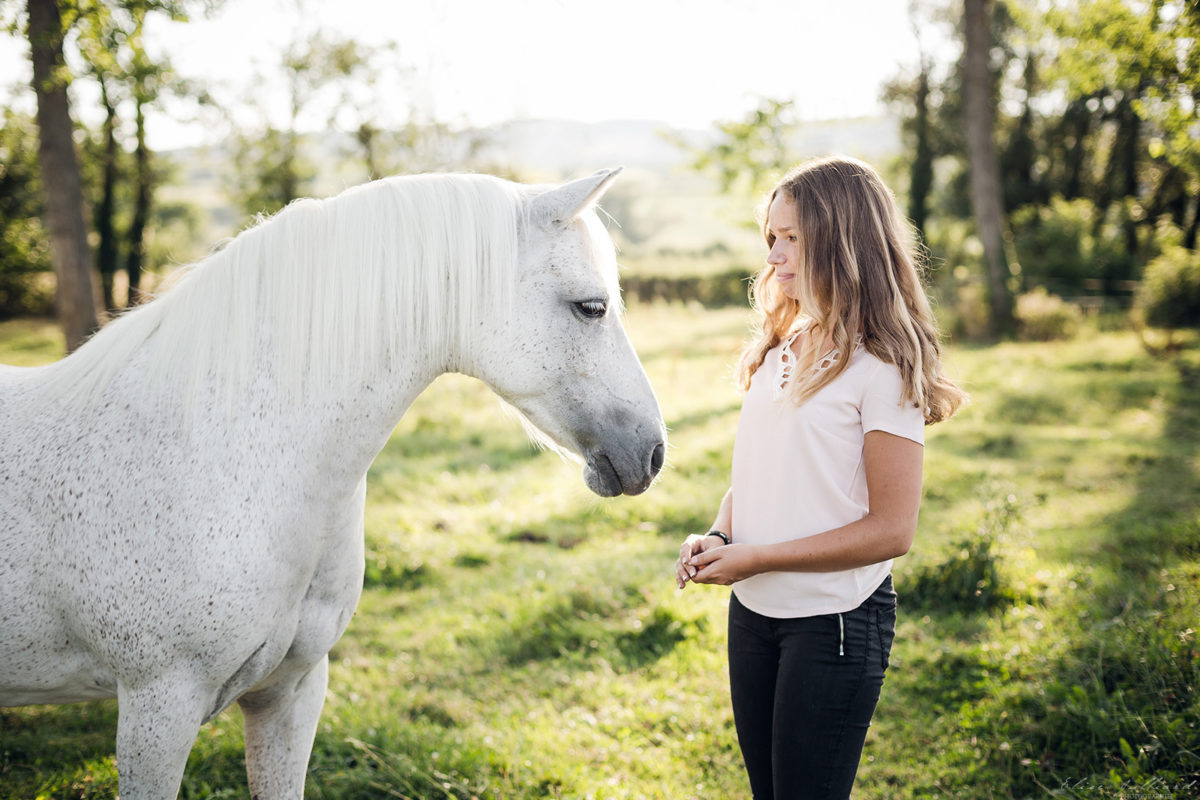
[1,306,1198,799]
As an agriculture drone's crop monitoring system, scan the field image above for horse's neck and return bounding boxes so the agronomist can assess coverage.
[100,338,443,503]
[299,369,439,487]
[244,350,441,488]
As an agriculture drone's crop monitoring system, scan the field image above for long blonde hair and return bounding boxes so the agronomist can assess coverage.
[736,156,965,424]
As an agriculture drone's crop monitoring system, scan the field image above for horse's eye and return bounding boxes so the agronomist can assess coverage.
[573,300,607,319]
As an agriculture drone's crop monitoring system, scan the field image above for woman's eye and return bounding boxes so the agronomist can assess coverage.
[574,300,607,319]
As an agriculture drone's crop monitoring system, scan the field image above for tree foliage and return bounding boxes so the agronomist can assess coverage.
[2,0,481,327]
[74,0,195,308]
[0,110,53,318]
[683,1,1199,340]
[230,32,402,217]
[677,97,800,201]
[1139,245,1200,329]
[877,0,1200,339]
[0,0,212,327]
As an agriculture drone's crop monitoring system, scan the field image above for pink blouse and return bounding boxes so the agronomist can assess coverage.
[730,331,925,618]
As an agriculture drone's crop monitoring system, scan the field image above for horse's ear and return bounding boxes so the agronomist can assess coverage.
[531,167,623,228]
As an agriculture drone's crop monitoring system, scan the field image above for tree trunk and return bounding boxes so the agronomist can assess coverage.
[1146,163,1187,229]
[357,121,379,180]
[97,76,119,313]
[1090,91,1143,283]
[963,0,1014,336]
[125,94,152,306]
[909,63,933,241]
[1120,88,1142,260]
[1059,97,1092,199]
[27,0,98,350]
[1184,195,1199,251]
[1000,53,1038,210]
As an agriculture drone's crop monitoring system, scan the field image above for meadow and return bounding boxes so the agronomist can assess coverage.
[0,304,1197,799]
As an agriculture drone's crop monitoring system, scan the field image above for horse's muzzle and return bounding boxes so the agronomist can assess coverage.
[583,440,665,497]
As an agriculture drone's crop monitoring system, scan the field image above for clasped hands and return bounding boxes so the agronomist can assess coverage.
[674,534,758,589]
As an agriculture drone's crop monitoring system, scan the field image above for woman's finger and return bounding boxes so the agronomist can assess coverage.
[675,557,696,588]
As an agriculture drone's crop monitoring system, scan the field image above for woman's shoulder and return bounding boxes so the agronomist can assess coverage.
[845,340,890,371]
[845,346,906,390]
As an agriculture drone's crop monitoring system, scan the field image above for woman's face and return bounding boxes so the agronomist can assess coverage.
[766,193,801,300]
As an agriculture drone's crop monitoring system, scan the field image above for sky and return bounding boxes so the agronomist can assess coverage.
[2,0,958,151]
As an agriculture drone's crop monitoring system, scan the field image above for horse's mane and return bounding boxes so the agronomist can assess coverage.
[43,173,529,409]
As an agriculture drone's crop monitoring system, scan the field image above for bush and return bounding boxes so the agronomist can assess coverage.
[1010,196,1136,298]
[904,491,1021,613]
[622,268,751,307]
[942,280,992,342]
[1138,246,1200,330]
[0,111,54,318]
[1014,287,1083,341]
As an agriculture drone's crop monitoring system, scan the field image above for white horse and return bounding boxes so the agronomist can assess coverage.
[0,169,665,798]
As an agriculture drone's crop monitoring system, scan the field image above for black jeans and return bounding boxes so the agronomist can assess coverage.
[727,576,896,800]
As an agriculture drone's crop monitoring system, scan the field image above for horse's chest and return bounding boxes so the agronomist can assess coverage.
[288,532,364,657]
[206,524,364,717]
[257,506,365,653]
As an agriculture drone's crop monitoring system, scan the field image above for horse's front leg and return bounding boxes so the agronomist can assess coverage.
[116,676,208,799]
[239,655,329,799]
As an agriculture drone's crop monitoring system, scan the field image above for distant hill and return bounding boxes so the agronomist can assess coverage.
[465,116,903,269]
[156,115,902,272]
[475,116,901,176]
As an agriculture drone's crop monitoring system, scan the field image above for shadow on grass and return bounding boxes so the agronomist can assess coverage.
[0,703,120,799]
[494,586,702,670]
[964,354,1200,795]
[500,500,714,550]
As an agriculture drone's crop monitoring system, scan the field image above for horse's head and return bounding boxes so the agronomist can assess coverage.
[464,169,666,497]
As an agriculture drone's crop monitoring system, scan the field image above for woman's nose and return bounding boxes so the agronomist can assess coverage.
[767,244,785,266]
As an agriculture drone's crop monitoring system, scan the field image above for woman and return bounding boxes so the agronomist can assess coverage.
[675,156,965,800]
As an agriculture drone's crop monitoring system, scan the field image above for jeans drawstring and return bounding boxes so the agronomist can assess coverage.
[837,613,845,657]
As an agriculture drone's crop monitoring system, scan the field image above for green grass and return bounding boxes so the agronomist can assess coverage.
[1,311,1198,799]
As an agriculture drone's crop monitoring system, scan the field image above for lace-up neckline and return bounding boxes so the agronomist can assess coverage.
[774,327,861,399]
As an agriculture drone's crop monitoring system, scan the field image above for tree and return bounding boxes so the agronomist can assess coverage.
[125,50,152,306]
[880,0,1199,331]
[677,97,800,202]
[908,61,935,241]
[230,32,339,216]
[230,30,438,214]
[26,0,99,350]
[123,2,176,306]
[963,0,1015,335]
[0,110,54,317]
[999,52,1043,210]
[77,0,208,307]
[77,0,124,311]
[5,0,212,323]
[1047,0,1200,250]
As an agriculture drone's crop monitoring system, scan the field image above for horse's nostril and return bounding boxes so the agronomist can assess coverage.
[650,442,665,475]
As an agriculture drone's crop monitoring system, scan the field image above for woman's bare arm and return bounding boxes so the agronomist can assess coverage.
[687,431,922,585]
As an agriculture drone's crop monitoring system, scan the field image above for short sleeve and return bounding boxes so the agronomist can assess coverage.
[861,361,925,444]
